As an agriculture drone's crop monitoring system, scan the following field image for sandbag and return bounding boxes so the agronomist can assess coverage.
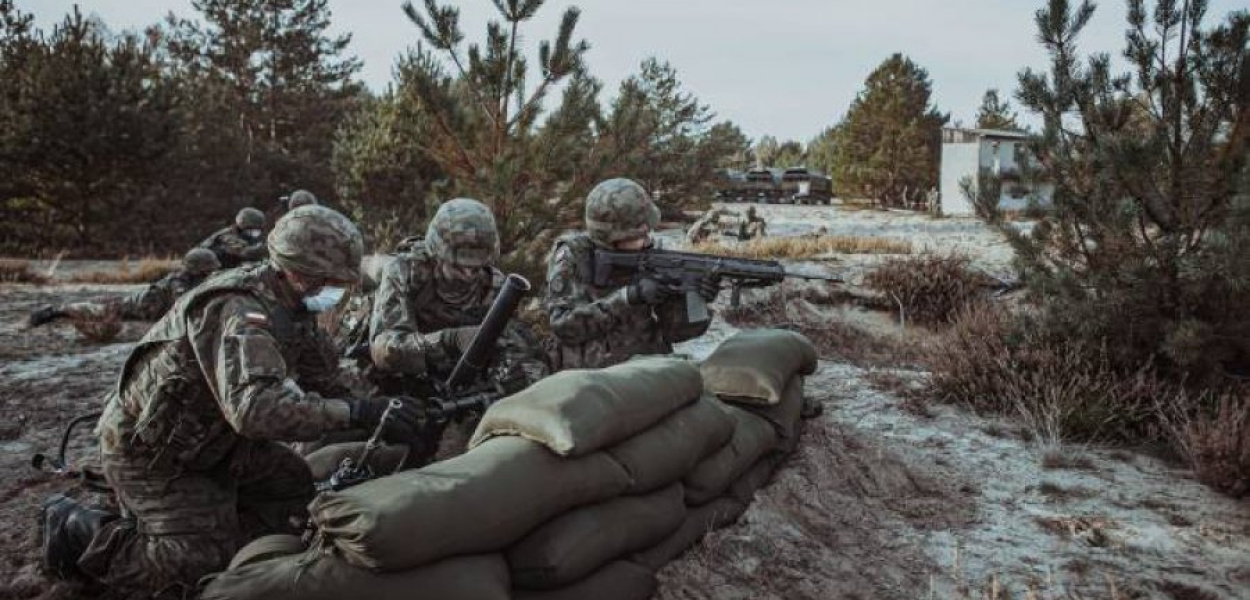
[471,357,702,456]
[302,441,410,481]
[311,437,631,571]
[739,375,805,454]
[728,454,783,504]
[700,329,817,405]
[227,535,304,571]
[202,551,509,600]
[508,483,686,589]
[683,402,778,505]
[514,560,657,600]
[632,497,747,571]
[606,395,734,494]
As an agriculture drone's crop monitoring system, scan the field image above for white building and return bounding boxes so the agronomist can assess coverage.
[938,127,1052,217]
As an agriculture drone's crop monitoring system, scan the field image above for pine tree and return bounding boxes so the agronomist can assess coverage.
[975,88,1021,130]
[983,0,1250,381]
[0,6,180,253]
[831,53,947,207]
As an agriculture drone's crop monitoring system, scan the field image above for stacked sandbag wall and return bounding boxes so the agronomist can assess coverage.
[204,334,817,600]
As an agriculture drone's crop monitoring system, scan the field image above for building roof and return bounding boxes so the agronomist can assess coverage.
[943,126,1029,140]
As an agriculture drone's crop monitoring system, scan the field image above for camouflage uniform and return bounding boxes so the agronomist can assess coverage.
[545,179,710,370]
[686,207,767,244]
[369,198,505,380]
[55,249,221,324]
[199,208,268,269]
[73,207,376,597]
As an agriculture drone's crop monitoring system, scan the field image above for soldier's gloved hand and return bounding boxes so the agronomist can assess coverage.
[697,275,722,302]
[627,278,676,306]
[441,325,480,355]
[348,396,423,444]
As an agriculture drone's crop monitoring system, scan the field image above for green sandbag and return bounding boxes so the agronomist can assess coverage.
[202,551,509,600]
[701,329,817,405]
[738,375,805,454]
[311,437,631,571]
[683,402,778,505]
[227,535,305,571]
[606,395,734,494]
[728,454,783,504]
[508,483,686,590]
[302,441,410,481]
[470,357,702,457]
[632,497,747,571]
[513,560,657,600]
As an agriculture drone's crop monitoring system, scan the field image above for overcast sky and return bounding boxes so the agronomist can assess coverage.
[23,0,1246,142]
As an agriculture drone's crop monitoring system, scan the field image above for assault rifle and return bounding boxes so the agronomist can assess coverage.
[591,247,843,322]
[319,274,532,491]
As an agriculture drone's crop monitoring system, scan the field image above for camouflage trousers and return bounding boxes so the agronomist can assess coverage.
[78,440,314,597]
[60,298,123,322]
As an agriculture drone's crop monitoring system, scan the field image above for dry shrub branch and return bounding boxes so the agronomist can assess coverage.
[863,253,990,326]
[64,258,178,284]
[0,259,49,284]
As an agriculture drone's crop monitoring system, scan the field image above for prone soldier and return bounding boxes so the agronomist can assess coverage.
[26,248,221,331]
[545,178,719,370]
[38,206,423,598]
[198,207,269,269]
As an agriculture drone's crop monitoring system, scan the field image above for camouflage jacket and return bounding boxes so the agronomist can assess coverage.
[198,226,268,269]
[368,243,505,378]
[95,263,352,472]
[544,233,709,370]
[115,269,207,321]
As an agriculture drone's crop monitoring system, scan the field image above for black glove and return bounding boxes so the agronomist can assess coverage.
[626,278,676,306]
[348,396,423,444]
[697,274,721,303]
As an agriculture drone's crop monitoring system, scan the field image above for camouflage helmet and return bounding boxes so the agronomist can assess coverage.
[584,178,660,248]
[287,189,318,209]
[183,248,221,276]
[235,207,266,230]
[425,198,500,267]
[267,205,363,283]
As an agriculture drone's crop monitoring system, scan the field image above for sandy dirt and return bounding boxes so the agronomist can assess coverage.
[1,204,1247,600]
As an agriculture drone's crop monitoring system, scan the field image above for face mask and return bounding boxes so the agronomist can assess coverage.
[244,229,263,240]
[302,286,345,312]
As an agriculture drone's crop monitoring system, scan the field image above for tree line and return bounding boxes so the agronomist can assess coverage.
[0,0,751,260]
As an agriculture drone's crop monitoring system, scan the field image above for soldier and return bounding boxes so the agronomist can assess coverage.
[282,189,319,210]
[38,205,422,598]
[198,207,269,268]
[743,205,767,239]
[367,198,505,384]
[545,178,719,370]
[26,248,222,330]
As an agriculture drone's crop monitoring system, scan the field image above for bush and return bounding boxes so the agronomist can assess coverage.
[0,259,48,284]
[1182,394,1250,498]
[925,305,1162,443]
[65,258,178,284]
[863,253,989,326]
[693,235,912,259]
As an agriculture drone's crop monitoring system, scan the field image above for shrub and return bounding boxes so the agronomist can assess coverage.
[1181,394,1250,498]
[863,253,989,326]
[65,258,178,284]
[0,259,48,284]
[693,235,912,259]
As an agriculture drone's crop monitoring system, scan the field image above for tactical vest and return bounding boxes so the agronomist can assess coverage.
[102,264,309,470]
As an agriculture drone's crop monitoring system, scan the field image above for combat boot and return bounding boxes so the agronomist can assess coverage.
[27,305,66,328]
[39,494,115,580]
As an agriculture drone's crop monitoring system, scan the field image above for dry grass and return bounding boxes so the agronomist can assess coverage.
[1179,394,1250,498]
[722,287,925,369]
[863,253,991,327]
[0,259,49,284]
[64,257,179,284]
[924,305,1167,444]
[693,234,912,259]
